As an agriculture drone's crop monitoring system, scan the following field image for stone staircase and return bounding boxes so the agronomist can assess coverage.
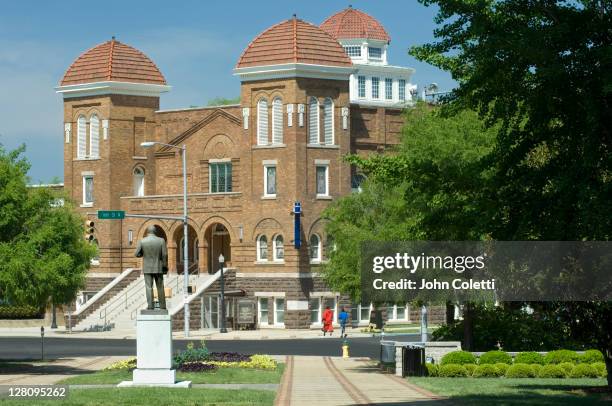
[74,273,216,331]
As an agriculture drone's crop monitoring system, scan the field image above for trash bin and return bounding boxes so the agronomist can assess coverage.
[402,345,426,377]
[380,340,396,364]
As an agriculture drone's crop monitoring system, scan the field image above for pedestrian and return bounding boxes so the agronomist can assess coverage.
[322,306,334,336]
[338,307,349,338]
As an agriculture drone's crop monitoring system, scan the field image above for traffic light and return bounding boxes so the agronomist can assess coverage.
[85,220,95,241]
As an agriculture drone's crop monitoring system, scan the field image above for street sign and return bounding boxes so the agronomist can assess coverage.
[98,210,125,220]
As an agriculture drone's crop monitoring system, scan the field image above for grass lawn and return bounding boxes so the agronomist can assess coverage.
[59,364,285,385]
[0,388,274,406]
[409,377,610,405]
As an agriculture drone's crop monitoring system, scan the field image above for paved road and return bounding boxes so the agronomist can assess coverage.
[0,334,423,360]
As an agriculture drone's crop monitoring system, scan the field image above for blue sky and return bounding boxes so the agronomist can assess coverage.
[0,0,454,183]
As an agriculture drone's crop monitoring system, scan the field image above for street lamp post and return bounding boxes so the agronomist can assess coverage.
[219,254,227,333]
[141,141,191,337]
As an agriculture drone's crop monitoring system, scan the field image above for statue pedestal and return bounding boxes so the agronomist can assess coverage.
[118,311,191,388]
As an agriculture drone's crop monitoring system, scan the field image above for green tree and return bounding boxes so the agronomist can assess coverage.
[411,0,612,384]
[206,96,240,106]
[0,145,95,310]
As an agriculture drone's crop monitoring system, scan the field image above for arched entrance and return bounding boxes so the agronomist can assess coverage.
[173,224,198,275]
[204,223,231,274]
[153,225,167,241]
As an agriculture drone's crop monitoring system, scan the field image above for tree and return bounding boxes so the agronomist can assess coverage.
[0,144,95,310]
[206,96,240,106]
[411,0,612,384]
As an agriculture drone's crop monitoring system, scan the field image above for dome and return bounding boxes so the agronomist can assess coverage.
[60,38,166,86]
[320,7,390,43]
[236,17,352,69]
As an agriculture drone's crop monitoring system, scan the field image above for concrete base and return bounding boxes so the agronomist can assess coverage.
[133,368,175,384]
[117,380,192,388]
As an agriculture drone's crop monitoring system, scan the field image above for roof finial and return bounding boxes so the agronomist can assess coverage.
[348,4,352,8]
[111,36,116,41]
[292,13,297,19]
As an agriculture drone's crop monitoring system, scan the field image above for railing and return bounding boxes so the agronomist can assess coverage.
[129,273,199,320]
[177,262,200,275]
[98,276,145,326]
[169,269,226,317]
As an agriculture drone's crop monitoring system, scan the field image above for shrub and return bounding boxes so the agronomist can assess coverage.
[514,352,544,365]
[538,365,567,378]
[473,364,501,378]
[426,363,438,377]
[591,362,607,378]
[479,350,512,365]
[530,364,543,377]
[0,305,42,319]
[544,350,579,365]
[208,352,251,362]
[178,362,218,372]
[464,364,477,376]
[569,364,599,378]
[174,341,210,366]
[441,351,476,365]
[505,363,536,378]
[558,362,575,374]
[495,363,510,375]
[580,350,604,364]
[438,364,468,377]
[209,354,277,370]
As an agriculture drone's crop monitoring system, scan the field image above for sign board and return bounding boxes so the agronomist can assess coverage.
[237,299,255,324]
[98,210,125,220]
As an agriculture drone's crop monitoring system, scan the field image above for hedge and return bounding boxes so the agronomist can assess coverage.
[591,362,607,378]
[438,364,468,377]
[543,350,579,364]
[505,363,535,378]
[558,362,575,374]
[530,364,543,377]
[580,350,604,364]
[569,364,599,378]
[473,364,501,378]
[495,363,510,375]
[440,351,476,365]
[464,364,477,376]
[425,363,438,377]
[0,305,43,319]
[538,365,567,378]
[479,350,512,365]
[514,351,544,365]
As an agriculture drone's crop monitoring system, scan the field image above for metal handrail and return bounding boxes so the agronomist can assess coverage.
[129,273,188,320]
[99,276,145,325]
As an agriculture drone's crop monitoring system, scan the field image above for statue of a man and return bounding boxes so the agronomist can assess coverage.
[135,225,168,310]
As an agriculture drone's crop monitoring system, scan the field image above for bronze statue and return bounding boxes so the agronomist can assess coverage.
[135,225,168,310]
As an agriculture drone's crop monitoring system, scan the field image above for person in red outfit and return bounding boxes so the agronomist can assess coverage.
[322,306,334,336]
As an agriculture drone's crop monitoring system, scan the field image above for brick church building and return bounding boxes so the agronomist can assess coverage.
[57,7,435,330]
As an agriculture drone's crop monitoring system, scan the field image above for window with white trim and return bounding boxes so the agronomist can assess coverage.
[257,99,268,145]
[368,47,382,60]
[257,235,268,261]
[371,77,380,99]
[358,76,366,99]
[264,164,276,197]
[308,97,319,144]
[310,297,321,323]
[272,97,283,144]
[316,165,329,197]
[351,303,371,323]
[133,167,145,196]
[399,79,406,101]
[258,298,269,324]
[310,234,321,262]
[89,114,100,158]
[323,97,334,145]
[83,175,94,205]
[385,79,393,100]
[343,46,361,57]
[77,115,86,158]
[386,303,408,321]
[273,235,284,261]
[209,162,232,193]
[274,297,285,325]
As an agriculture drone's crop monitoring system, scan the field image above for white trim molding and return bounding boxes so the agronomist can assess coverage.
[234,63,356,82]
[56,81,171,99]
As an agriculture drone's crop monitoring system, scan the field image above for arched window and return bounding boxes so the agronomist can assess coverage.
[257,99,268,146]
[257,235,268,261]
[273,235,284,261]
[272,97,283,144]
[133,167,145,196]
[323,97,334,145]
[309,234,321,262]
[77,115,86,158]
[89,114,100,158]
[308,97,319,145]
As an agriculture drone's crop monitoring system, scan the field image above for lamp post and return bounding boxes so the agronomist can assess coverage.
[141,141,191,337]
[219,253,227,333]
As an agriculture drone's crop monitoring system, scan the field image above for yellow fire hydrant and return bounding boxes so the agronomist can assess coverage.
[342,340,350,358]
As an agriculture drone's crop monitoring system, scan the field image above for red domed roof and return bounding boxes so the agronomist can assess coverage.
[60,38,166,86]
[236,18,352,69]
[321,7,390,43]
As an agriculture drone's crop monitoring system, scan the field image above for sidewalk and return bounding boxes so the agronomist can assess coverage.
[0,326,372,340]
[275,356,449,406]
